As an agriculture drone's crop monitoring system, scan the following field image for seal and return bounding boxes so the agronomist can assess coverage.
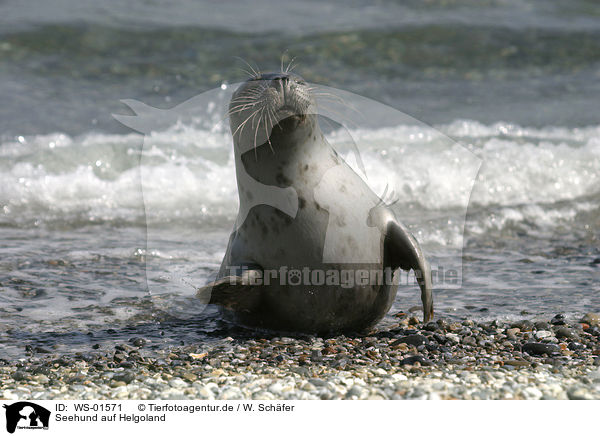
[198,71,433,333]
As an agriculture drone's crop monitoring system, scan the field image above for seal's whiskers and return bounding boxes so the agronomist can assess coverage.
[232,106,264,140]
[285,57,297,73]
[234,56,261,79]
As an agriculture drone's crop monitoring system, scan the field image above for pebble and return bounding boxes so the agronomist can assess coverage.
[399,355,433,366]
[522,343,560,356]
[511,320,534,331]
[0,315,598,400]
[112,370,136,384]
[506,328,520,340]
[582,313,600,327]
[535,321,551,330]
[555,327,576,340]
[445,333,460,344]
[218,387,243,400]
[392,334,427,347]
[535,330,553,340]
[130,337,147,348]
[268,382,284,395]
[11,371,27,382]
[182,372,197,383]
[568,342,586,351]
[567,386,595,400]
[503,360,530,367]
[345,385,365,399]
[462,336,477,346]
[168,378,188,389]
[521,386,543,400]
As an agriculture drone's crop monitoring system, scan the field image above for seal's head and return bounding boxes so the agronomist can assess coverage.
[228,72,316,151]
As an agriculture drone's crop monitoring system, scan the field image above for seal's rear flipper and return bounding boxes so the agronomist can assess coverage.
[197,269,263,313]
[385,221,434,323]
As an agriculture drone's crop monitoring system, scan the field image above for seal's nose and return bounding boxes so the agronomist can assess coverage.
[264,73,290,100]
[256,72,290,82]
[250,72,308,87]
[271,73,289,82]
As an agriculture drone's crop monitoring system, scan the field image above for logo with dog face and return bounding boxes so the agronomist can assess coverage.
[3,402,50,433]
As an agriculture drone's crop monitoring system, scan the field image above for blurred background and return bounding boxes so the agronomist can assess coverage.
[1,0,600,136]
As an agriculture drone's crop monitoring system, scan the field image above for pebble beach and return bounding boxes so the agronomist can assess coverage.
[2,312,599,401]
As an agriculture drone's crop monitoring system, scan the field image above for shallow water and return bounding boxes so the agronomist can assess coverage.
[1,0,599,359]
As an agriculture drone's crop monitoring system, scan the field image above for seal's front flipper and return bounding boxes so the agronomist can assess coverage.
[197,269,263,313]
[385,221,434,323]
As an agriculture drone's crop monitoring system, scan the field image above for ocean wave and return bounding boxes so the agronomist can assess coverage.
[1,120,598,245]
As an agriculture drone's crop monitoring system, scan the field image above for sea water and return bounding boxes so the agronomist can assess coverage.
[0,0,598,358]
